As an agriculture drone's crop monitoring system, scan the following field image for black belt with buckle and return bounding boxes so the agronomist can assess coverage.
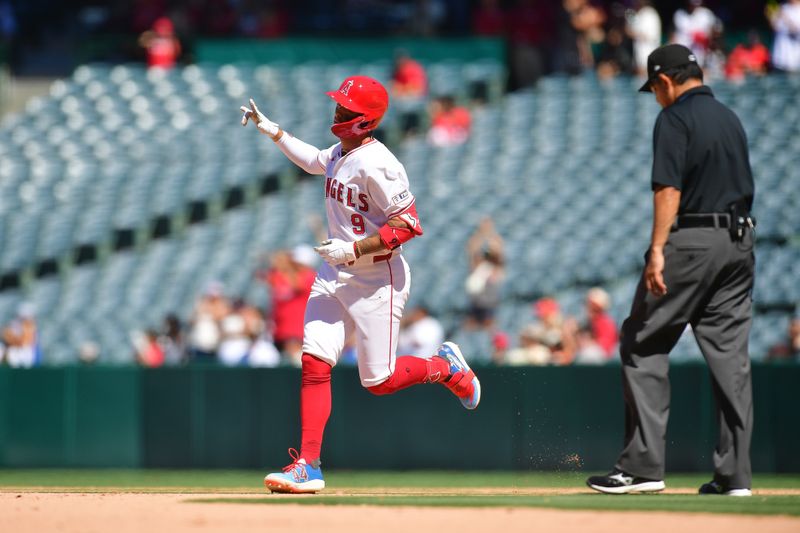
[673,213,730,230]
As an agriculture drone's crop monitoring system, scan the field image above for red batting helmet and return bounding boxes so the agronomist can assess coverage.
[326,75,389,139]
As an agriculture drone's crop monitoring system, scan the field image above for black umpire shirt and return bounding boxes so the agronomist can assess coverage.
[651,85,755,214]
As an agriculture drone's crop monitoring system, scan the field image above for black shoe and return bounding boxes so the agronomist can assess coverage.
[586,469,665,494]
[698,480,751,497]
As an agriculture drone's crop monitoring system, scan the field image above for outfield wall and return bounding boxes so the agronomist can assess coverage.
[0,364,797,471]
[193,37,505,64]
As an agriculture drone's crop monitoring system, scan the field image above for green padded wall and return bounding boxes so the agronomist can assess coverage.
[0,364,797,471]
[194,37,505,65]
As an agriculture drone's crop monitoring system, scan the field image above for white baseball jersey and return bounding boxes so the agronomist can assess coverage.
[300,138,422,386]
[317,139,417,252]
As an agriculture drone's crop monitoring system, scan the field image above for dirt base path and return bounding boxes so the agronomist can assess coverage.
[3,493,800,533]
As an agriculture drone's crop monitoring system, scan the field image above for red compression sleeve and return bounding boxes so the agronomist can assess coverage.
[378,203,424,250]
[299,353,332,463]
[367,355,450,395]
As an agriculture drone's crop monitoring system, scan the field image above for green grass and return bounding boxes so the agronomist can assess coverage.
[193,494,800,516]
[1,469,798,489]
[1,470,799,516]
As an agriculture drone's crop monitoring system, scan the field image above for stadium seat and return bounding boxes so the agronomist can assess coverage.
[0,63,794,363]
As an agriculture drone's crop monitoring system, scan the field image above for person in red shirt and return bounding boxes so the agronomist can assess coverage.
[725,30,770,83]
[427,95,471,147]
[138,16,181,69]
[135,329,165,367]
[391,50,428,99]
[259,246,317,366]
[585,287,618,358]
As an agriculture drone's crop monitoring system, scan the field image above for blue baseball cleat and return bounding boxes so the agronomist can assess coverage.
[436,341,481,410]
[264,448,325,494]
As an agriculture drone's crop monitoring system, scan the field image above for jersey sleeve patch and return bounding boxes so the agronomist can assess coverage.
[391,190,410,205]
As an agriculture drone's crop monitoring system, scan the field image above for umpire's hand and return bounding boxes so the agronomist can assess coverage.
[645,248,667,297]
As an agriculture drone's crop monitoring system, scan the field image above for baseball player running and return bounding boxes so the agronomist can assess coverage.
[240,75,481,494]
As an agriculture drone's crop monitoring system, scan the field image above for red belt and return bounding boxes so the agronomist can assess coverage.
[371,252,393,263]
[346,252,394,267]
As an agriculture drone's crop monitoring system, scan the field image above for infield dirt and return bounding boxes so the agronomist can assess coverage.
[3,492,800,533]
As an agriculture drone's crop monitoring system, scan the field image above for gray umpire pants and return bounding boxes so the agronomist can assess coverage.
[615,225,755,489]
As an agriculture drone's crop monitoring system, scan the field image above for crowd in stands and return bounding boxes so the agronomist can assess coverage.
[116,243,318,369]
[766,318,800,362]
[1,234,797,369]
[0,1,793,83]
[0,2,797,368]
[486,0,798,89]
[497,291,620,366]
[2,1,791,81]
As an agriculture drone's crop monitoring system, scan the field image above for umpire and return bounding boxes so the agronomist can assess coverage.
[587,44,756,496]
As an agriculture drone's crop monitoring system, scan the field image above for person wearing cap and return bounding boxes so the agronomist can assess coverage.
[587,44,756,497]
[584,287,618,359]
[138,17,181,70]
[257,248,318,366]
[3,302,41,368]
[187,281,230,362]
[671,0,718,67]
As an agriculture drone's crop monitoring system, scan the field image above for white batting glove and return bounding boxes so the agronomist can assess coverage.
[314,239,358,266]
[240,98,280,138]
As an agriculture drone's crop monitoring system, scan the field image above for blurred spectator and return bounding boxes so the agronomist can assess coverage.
[572,326,608,364]
[132,329,165,367]
[702,25,728,81]
[671,0,719,67]
[504,323,552,366]
[583,287,618,359]
[766,317,800,362]
[596,26,634,81]
[258,246,317,366]
[725,30,770,82]
[78,341,101,366]
[138,16,181,69]
[218,298,254,366]
[2,302,41,368]
[248,315,282,368]
[238,0,289,38]
[464,217,505,330]
[427,95,471,147]
[187,280,230,361]
[532,297,576,365]
[491,330,510,365]
[506,0,553,89]
[472,0,506,36]
[391,49,428,99]
[398,306,445,357]
[768,0,800,73]
[554,0,606,74]
[626,0,662,77]
[160,313,186,365]
[391,49,428,137]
